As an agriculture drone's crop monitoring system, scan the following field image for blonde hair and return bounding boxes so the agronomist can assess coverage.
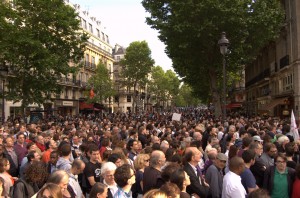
[133,154,149,170]
[143,189,168,198]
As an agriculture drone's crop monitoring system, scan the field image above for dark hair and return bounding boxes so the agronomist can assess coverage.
[126,139,137,151]
[107,153,121,164]
[114,164,133,188]
[264,142,276,152]
[165,148,175,161]
[89,182,107,198]
[151,143,160,151]
[89,144,99,154]
[275,153,287,163]
[161,163,181,182]
[160,182,180,197]
[183,150,194,163]
[24,161,48,184]
[170,168,186,191]
[285,142,295,157]
[242,137,252,149]
[242,149,256,163]
[59,144,71,157]
[26,142,36,150]
[0,158,8,173]
[101,138,110,147]
[16,132,25,139]
[171,154,182,164]
[296,165,300,179]
[27,151,37,162]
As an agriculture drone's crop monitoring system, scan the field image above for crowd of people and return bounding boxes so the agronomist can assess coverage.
[0,109,299,198]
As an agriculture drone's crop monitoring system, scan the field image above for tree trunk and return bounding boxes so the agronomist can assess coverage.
[209,68,222,117]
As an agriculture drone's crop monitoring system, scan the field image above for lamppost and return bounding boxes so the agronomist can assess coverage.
[218,32,230,121]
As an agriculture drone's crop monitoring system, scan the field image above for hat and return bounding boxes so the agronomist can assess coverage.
[216,153,228,161]
[253,135,263,142]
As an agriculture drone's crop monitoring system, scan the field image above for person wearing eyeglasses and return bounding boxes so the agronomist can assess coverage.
[132,154,150,198]
[100,162,117,198]
[263,153,295,198]
[113,164,136,198]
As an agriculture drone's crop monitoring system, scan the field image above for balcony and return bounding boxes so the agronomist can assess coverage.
[84,61,96,71]
[86,42,113,58]
[246,68,270,87]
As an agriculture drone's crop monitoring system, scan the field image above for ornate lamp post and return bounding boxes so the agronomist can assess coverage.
[218,32,230,121]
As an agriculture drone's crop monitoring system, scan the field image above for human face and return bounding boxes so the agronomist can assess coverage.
[97,187,108,198]
[255,144,263,156]
[276,157,287,172]
[29,144,37,152]
[17,135,25,144]
[90,151,100,163]
[144,157,150,167]
[192,149,202,163]
[37,136,44,144]
[4,160,10,171]
[216,158,227,169]
[49,140,57,150]
[115,158,123,167]
[5,137,13,147]
[132,141,139,152]
[184,171,191,186]
[33,152,41,161]
[104,170,115,185]
[50,153,58,165]
[268,147,277,158]
[73,136,79,145]
[59,175,69,192]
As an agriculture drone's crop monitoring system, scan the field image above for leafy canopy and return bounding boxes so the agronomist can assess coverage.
[0,0,88,107]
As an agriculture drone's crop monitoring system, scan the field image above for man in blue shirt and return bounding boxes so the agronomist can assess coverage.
[241,150,258,194]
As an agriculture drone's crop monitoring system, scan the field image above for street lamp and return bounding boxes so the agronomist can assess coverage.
[218,32,230,121]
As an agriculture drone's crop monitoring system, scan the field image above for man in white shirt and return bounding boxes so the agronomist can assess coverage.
[69,159,85,198]
[222,156,246,198]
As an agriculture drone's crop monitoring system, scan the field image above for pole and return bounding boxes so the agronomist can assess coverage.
[2,80,4,123]
[222,55,226,121]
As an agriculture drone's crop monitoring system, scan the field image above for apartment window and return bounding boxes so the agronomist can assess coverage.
[89,23,93,33]
[91,56,95,68]
[102,32,105,41]
[106,35,109,44]
[116,56,120,61]
[85,54,89,66]
[127,96,131,102]
[82,19,87,29]
[96,29,100,38]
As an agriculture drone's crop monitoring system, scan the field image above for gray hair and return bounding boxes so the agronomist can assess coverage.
[101,162,117,176]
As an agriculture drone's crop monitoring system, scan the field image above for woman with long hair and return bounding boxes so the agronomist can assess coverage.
[37,183,63,198]
[133,154,150,198]
[170,168,191,198]
[0,158,16,197]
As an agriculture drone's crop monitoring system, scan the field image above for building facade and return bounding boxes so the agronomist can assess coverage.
[245,0,300,118]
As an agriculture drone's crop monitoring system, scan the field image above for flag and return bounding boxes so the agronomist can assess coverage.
[291,110,299,141]
[89,88,95,99]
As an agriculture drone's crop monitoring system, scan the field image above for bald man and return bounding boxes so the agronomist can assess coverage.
[143,150,166,194]
[222,156,246,198]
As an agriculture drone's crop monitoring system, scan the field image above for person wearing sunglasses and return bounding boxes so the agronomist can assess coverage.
[132,154,150,198]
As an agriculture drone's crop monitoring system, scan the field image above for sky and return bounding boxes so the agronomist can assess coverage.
[70,0,173,71]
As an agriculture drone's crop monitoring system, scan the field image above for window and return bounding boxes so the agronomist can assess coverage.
[89,23,93,33]
[85,54,89,66]
[91,56,95,68]
[106,35,109,43]
[96,29,100,38]
[82,19,87,29]
[127,96,131,102]
[102,32,105,41]
[116,56,120,61]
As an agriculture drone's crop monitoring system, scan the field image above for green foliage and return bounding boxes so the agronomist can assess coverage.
[148,66,180,105]
[142,0,284,116]
[174,84,201,107]
[0,0,88,108]
[87,62,115,104]
[120,40,154,112]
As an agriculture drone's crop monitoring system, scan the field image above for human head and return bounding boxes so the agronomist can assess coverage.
[150,150,166,169]
[89,182,108,198]
[127,139,138,152]
[184,147,202,165]
[71,159,85,175]
[133,153,150,170]
[101,162,117,185]
[26,142,38,152]
[242,149,256,165]
[37,183,63,198]
[249,142,263,156]
[50,151,59,165]
[114,164,135,188]
[160,182,180,198]
[160,140,170,152]
[89,144,101,163]
[16,132,25,144]
[214,153,228,169]
[49,139,58,150]
[143,189,168,198]
[107,153,123,167]
[229,156,245,175]
[24,161,48,184]
[59,143,71,157]
[161,163,181,182]
[170,168,191,191]
[275,153,287,172]
[0,158,9,173]
[47,170,69,192]
[264,143,277,158]
[277,135,290,146]
[27,150,40,163]
[247,188,270,198]
[36,135,44,145]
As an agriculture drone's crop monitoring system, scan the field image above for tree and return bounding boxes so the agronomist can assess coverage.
[120,41,155,112]
[87,62,115,104]
[174,84,201,107]
[0,0,88,109]
[142,0,284,117]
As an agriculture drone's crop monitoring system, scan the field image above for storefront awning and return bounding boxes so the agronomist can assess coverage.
[79,102,94,110]
[226,102,242,109]
[258,97,288,111]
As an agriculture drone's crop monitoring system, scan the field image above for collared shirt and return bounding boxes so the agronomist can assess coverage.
[69,173,83,198]
[188,162,202,185]
[103,179,118,196]
[113,187,132,198]
[272,168,289,198]
[222,171,246,198]
[6,148,18,167]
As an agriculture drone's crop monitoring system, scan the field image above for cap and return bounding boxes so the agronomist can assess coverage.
[216,153,228,161]
[253,135,263,142]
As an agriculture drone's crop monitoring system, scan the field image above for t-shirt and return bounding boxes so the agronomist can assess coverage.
[241,167,256,193]
[84,161,101,192]
[272,168,289,198]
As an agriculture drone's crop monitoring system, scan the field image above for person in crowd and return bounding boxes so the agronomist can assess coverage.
[132,153,150,198]
[277,135,290,153]
[69,159,85,198]
[263,153,295,198]
[56,143,72,173]
[286,142,297,169]
[292,165,300,198]
[35,134,46,152]
[260,142,277,168]
[47,170,72,198]
[113,164,136,198]
[36,183,63,198]
[47,151,59,174]
[99,138,112,159]
[83,144,102,195]
[241,149,258,194]
[42,139,58,163]
[183,147,209,198]
[107,153,123,167]
[3,136,18,177]
[249,142,266,188]
[237,136,252,157]
[222,156,246,198]
[170,168,192,198]
[13,132,27,167]
[0,158,16,197]
[20,142,40,166]
[203,148,218,174]
[100,162,117,198]
[19,150,40,177]
[127,139,139,161]
[89,182,108,198]
[71,135,82,159]
[143,189,168,198]
[248,189,270,198]
[160,182,180,198]
[143,150,165,194]
[0,177,7,198]
[205,153,227,198]
[13,161,48,197]
[160,140,170,154]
